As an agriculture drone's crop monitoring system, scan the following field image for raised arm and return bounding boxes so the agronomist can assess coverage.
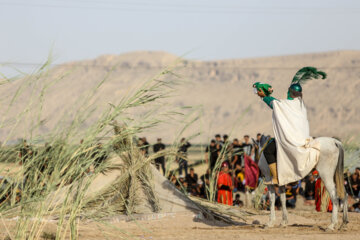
[256,88,278,109]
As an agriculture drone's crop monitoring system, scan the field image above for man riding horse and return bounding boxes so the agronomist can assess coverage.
[253,67,326,185]
[252,67,348,230]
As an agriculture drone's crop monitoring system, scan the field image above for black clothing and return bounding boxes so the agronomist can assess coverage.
[231,144,242,167]
[241,143,253,156]
[263,140,277,164]
[142,141,150,156]
[186,173,198,194]
[153,143,166,175]
[186,173,198,186]
[304,179,316,200]
[178,142,191,175]
[153,143,165,153]
[219,185,231,191]
[179,142,191,154]
[206,145,219,171]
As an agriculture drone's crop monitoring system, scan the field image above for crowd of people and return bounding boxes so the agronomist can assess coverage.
[143,133,360,212]
[11,135,360,212]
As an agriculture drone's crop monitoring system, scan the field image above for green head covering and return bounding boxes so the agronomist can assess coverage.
[288,66,327,98]
[253,82,273,96]
[292,67,327,85]
[289,83,302,92]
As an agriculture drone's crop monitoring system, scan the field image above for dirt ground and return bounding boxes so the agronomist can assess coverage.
[1,208,359,240]
[1,160,359,240]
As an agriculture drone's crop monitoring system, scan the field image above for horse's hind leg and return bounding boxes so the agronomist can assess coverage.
[267,185,276,227]
[340,193,349,228]
[321,177,339,230]
[279,186,288,226]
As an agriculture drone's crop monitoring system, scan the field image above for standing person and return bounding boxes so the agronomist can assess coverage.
[186,168,198,195]
[253,67,326,185]
[177,138,191,176]
[242,135,253,157]
[253,133,262,164]
[205,139,219,172]
[141,137,150,157]
[215,134,224,147]
[217,162,233,205]
[231,138,242,169]
[153,138,166,175]
[304,174,316,202]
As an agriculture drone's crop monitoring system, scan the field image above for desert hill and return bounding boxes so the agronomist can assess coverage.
[0,50,359,143]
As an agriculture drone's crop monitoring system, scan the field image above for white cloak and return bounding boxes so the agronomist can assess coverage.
[272,97,320,185]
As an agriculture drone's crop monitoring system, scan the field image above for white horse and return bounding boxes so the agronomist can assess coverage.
[256,135,348,230]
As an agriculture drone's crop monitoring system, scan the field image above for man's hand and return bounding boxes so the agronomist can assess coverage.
[257,89,266,97]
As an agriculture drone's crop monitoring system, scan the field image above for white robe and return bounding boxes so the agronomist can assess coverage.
[272,97,320,185]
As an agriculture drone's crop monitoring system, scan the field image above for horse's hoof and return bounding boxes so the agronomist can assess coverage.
[339,222,348,231]
[266,222,275,228]
[280,221,288,227]
[325,225,336,232]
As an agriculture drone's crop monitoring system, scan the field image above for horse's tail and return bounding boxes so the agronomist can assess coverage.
[335,141,345,199]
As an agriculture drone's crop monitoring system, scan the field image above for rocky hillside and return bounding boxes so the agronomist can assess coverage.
[0,50,359,143]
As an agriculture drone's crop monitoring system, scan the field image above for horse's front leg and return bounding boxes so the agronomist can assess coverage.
[279,186,288,227]
[267,185,276,227]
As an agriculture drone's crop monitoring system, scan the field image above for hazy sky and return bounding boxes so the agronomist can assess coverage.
[1,0,360,66]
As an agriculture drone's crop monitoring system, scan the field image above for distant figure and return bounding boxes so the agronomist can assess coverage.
[231,138,242,169]
[153,138,166,175]
[217,162,233,205]
[186,168,198,194]
[242,135,253,157]
[233,193,244,207]
[285,184,297,209]
[139,137,150,157]
[253,133,262,164]
[205,139,218,172]
[222,134,231,165]
[177,138,191,176]
[304,174,316,201]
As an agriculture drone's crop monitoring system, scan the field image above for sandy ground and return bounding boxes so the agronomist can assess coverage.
[1,207,359,240]
[1,160,359,240]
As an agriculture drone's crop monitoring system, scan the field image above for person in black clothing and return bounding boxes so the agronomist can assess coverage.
[304,174,316,200]
[349,172,360,198]
[186,168,198,195]
[233,193,244,207]
[205,139,219,172]
[153,138,166,175]
[285,183,298,208]
[231,138,242,169]
[141,137,150,157]
[242,135,253,157]
[200,169,211,199]
[177,138,191,176]
[215,134,223,147]
[253,133,262,164]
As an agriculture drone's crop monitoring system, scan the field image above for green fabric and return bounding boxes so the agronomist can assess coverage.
[289,83,302,92]
[292,66,327,85]
[263,96,277,109]
[253,82,273,97]
[287,91,294,100]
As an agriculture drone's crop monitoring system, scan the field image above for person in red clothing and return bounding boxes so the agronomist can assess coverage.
[314,170,333,212]
[217,162,233,205]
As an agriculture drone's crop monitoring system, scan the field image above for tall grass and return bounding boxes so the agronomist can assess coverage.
[0,57,198,239]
